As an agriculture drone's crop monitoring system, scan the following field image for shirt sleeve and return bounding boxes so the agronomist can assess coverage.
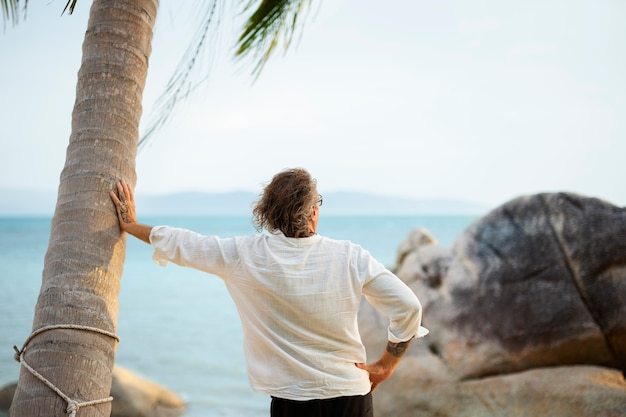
[358,247,429,342]
[149,225,238,278]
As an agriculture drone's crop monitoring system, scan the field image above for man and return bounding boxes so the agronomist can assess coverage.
[110,168,428,417]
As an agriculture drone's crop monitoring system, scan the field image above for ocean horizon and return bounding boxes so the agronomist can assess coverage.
[0,214,477,416]
[0,189,489,217]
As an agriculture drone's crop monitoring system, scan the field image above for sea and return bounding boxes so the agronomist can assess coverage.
[0,214,476,416]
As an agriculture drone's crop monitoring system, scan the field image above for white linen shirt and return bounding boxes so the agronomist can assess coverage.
[149,226,428,400]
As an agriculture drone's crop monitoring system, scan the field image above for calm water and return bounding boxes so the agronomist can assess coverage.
[0,215,476,416]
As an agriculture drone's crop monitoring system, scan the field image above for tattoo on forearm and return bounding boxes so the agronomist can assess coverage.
[386,340,410,357]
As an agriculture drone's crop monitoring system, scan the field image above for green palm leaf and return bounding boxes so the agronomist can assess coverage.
[2,0,77,25]
[237,0,312,76]
[1,0,22,25]
[2,0,315,144]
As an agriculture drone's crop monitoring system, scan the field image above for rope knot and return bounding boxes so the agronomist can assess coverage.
[66,400,79,417]
[13,325,119,417]
[13,345,22,362]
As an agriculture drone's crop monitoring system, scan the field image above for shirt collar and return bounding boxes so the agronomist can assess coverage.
[270,230,322,247]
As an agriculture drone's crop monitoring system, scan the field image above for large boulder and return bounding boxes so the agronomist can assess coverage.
[359,192,626,416]
[376,361,626,417]
[0,365,185,417]
[110,366,185,417]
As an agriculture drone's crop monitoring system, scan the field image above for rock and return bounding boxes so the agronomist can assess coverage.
[423,193,626,379]
[395,227,439,268]
[0,366,185,417]
[375,360,626,417]
[0,383,16,417]
[358,192,626,416]
[111,366,185,417]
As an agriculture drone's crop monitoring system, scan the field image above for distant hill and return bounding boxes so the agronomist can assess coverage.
[318,191,488,216]
[0,189,489,216]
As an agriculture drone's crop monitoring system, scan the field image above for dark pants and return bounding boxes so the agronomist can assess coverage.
[271,392,373,417]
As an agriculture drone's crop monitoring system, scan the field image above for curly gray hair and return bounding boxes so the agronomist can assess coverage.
[252,168,318,238]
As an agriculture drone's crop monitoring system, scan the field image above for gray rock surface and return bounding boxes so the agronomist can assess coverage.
[359,192,626,416]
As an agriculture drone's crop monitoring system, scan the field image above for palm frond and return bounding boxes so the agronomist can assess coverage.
[2,0,77,28]
[62,0,78,15]
[2,0,26,26]
[139,0,315,147]
[236,0,313,76]
[139,1,224,148]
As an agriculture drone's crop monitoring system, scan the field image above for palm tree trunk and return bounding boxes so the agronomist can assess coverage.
[10,1,157,416]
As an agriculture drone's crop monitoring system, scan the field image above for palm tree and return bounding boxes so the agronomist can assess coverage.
[2,1,312,416]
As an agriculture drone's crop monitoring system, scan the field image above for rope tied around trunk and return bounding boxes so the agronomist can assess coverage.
[13,324,120,417]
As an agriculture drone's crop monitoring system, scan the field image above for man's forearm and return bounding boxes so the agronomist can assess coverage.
[122,223,153,244]
[355,338,413,391]
[387,339,411,356]
[380,339,412,370]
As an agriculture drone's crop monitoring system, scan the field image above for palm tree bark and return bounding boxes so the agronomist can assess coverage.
[10,1,157,416]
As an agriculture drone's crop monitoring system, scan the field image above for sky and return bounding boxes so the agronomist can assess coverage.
[1,0,625,209]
